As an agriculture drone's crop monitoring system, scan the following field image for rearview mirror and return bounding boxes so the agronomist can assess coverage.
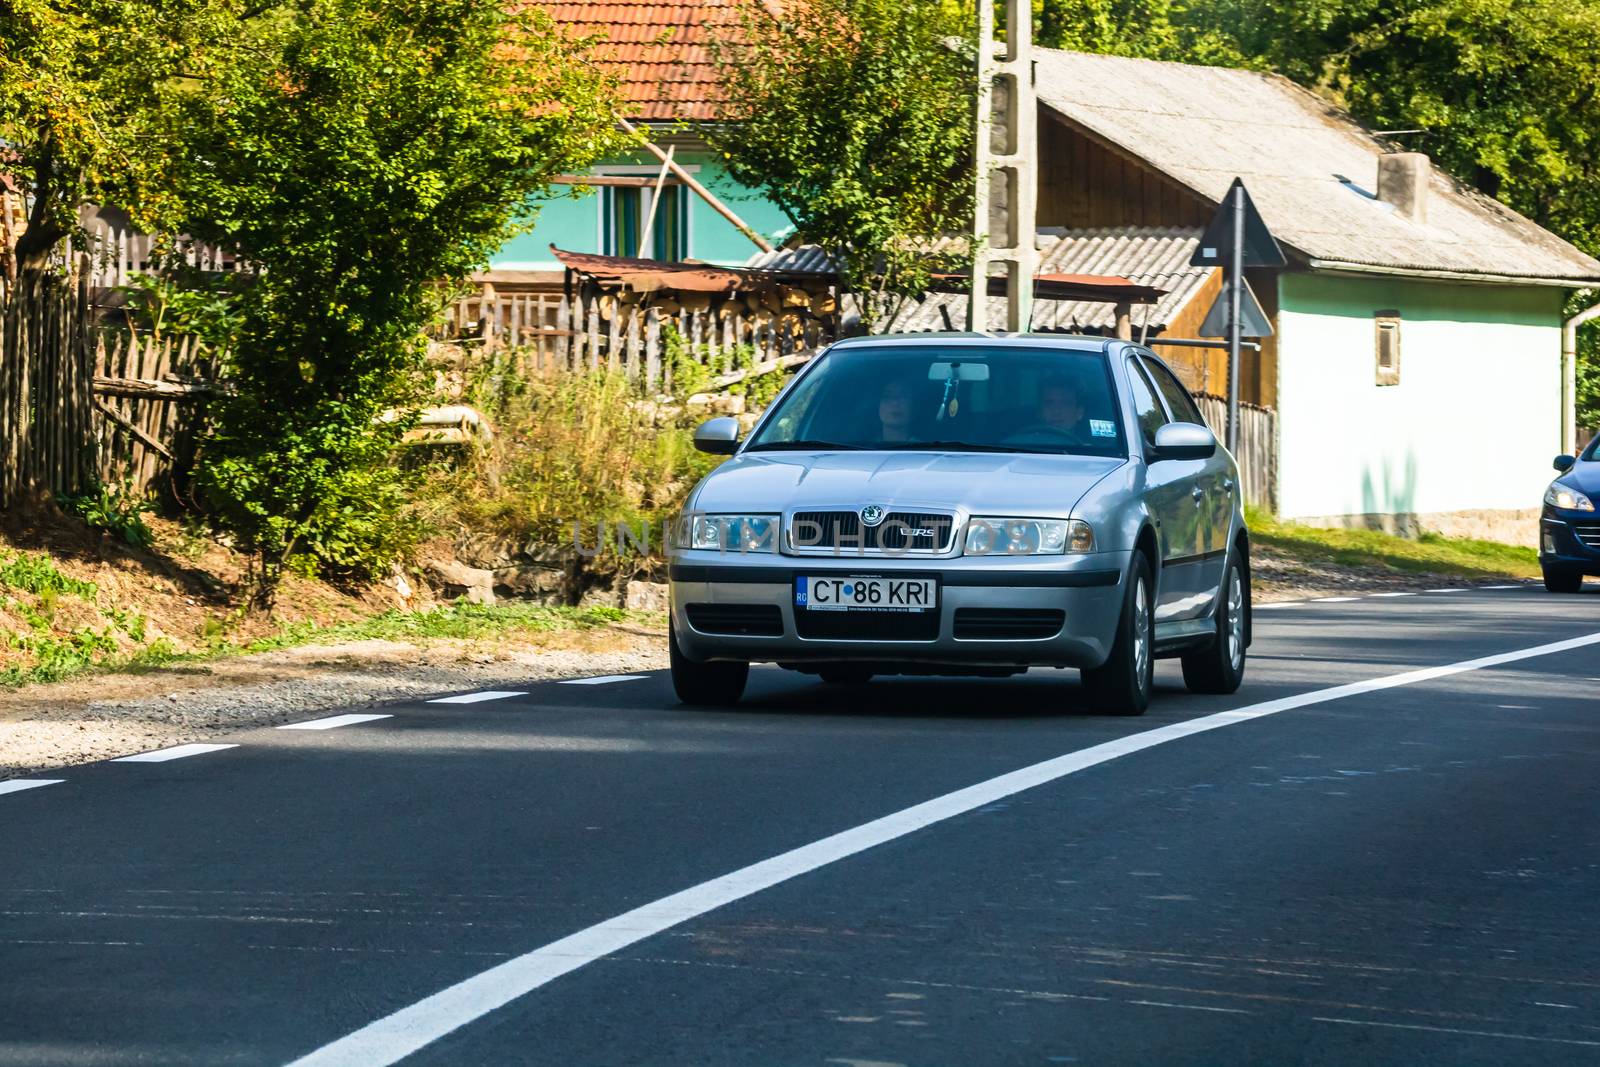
[927,361,990,381]
[1554,453,1577,472]
[1150,422,1217,462]
[693,417,742,455]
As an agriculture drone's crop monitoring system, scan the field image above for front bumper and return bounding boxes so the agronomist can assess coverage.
[1540,510,1600,574]
[669,551,1131,670]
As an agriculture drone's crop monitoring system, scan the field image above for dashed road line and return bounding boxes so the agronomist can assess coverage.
[1311,596,1360,603]
[427,691,528,705]
[559,675,647,686]
[1480,584,1525,590]
[0,779,63,797]
[112,743,239,764]
[278,714,394,731]
[1368,592,1415,598]
[1426,588,1465,594]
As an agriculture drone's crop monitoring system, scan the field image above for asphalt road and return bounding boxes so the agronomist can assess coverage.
[4,584,1600,1066]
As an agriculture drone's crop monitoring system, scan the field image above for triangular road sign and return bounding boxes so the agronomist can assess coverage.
[1190,178,1287,268]
[1198,275,1274,337]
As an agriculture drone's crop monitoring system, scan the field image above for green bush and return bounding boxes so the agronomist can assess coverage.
[61,481,156,548]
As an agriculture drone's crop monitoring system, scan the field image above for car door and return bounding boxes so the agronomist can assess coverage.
[1139,353,1231,606]
[1124,356,1204,621]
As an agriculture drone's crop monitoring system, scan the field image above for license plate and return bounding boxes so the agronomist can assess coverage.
[796,575,937,612]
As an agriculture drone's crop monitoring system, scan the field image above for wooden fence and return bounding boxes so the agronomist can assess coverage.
[1197,393,1276,512]
[93,332,218,498]
[440,278,840,387]
[0,270,96,508]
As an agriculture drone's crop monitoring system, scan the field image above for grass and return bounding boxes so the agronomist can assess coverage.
[0,547,659,689]
[1245,507,1540,580]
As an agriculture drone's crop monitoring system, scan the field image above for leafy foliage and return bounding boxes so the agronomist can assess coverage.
[707,0,975,325]
[141,0,619,602]
[61,481,157,548]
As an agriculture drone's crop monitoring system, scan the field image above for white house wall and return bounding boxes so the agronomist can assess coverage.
[1275,271,1563,539]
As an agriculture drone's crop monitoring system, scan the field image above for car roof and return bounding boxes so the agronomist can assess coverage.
[830,332,1115,353]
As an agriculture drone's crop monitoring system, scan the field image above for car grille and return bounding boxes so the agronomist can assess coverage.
[1573,523,1600,549]
[685,604,784,637]
[952,608,1065,640]
[789,510,956,554]
[794,607,940,641]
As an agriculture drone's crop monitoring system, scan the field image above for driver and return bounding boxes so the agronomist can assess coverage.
[876,378,915,443]
[1036,375,1088,440]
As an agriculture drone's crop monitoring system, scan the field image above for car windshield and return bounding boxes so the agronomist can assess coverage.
[744,343,1127,457]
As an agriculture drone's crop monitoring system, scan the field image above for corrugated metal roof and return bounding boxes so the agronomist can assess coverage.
[1036,49,1600,284]
[533,0,743,121]
[885,228,1213,333]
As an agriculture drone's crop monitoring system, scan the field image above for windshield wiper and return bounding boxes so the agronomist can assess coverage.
[878,441,1023,453]
[745,439,866,451]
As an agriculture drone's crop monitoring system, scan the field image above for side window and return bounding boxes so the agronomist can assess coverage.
[1125,359,1169,448]
[1141,356,1205,426]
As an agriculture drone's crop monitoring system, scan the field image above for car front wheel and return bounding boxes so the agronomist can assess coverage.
[669,617,749,705]
[1081,552,1154,716]
[1182,552,1248,694]
[1543,565,1584,593]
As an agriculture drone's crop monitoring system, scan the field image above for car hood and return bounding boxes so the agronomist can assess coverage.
[691,450,1127,516]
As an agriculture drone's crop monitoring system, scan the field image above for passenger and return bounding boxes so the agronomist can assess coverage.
[877,378,916,443]
[1037,375,1088,440]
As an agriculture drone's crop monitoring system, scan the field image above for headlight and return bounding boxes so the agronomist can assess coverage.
[676,513,779,552]
[1545,483,1595,512]
[964,517,1093,555]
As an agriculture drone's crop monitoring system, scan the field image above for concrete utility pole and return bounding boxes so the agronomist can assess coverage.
[968,0,1038,333]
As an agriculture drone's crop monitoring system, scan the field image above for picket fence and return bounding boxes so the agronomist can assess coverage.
[0,270,96,508]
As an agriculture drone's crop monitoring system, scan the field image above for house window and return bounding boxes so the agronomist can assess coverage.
[602,184,690,261]
[1375,310,1401,386]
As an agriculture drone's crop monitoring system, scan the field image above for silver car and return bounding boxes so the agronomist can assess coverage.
[667,334,1251,715]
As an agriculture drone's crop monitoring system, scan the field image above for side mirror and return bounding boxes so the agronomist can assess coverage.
[1150,422,1217,462]
[1554,454,1577,472]
[693,416,742,455]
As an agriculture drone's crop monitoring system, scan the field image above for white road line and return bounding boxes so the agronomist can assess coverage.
[1368,592,1415,598]
[1481,584,1524,590]
[112,743,238,764]
[1313,1016,1600,1048]
[426,691,528,705]
[284,629,1600,1067]
[1253,601,1301,609]
[1426,588,1465,593]
[0,779,63,797]
[1310,596,1360,602]
[278,714,394,731]
[559,675,647,686]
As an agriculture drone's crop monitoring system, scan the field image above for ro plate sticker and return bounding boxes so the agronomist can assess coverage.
[1090,419,1116,438]
[794,576,808,606]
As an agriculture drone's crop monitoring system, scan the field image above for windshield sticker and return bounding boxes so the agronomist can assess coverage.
[1090,419,1116,438]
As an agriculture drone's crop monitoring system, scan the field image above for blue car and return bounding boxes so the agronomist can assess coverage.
[1540,440,1600,592]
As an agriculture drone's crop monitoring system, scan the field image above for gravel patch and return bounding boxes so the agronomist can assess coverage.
[0,627,667,779]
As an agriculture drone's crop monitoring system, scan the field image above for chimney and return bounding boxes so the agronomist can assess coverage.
[1377,152,1429,224]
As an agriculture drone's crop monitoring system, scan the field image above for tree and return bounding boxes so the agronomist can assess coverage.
[145,0,619,603]
[707,0,975,325]
[0,0,241,276]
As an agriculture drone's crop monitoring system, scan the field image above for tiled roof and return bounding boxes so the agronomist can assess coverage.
[537,0,747,121]
[888,228,1213,333]
[1036,49,1600,284]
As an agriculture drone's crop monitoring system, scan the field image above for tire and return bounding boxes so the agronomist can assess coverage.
[1543,565,1584,593]
[669,617,749,705]
[818,665,874,685]
[1081,552,1154,716]
[1182,552,1248,695]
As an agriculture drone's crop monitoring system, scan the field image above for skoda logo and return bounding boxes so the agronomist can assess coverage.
[860,505,887,527]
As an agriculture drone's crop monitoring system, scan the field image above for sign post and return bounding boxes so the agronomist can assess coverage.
[1191,179,1284,453]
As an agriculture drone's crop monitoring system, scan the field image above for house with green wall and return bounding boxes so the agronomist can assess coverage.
[489,0,790,274]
